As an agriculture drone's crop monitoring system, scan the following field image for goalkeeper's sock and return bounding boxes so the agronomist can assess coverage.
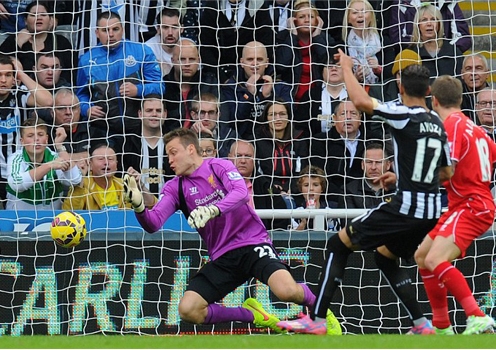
[312,233,352,320]
[432,262,485,318]
[299,282,316,308]
[419,268,450,329]
[374,251,424,321]
[204,303,253,324]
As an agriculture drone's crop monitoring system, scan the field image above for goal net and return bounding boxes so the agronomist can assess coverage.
[0,0,494,336]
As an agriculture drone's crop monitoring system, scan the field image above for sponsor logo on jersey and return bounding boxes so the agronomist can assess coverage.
[189,187,198,195]
[227,171,242,180]
[208,174,217,189]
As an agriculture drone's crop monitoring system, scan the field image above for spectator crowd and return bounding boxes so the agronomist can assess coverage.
[0,0,493,231]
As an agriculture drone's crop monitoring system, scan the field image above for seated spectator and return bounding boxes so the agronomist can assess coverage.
[220,40,291,142]
[310,99,365,207]
[291,165,339,231]
[316,0,393,52]
[33,52,70,91]
[475,89,496,142]
[342,0,382,85]
[228,139,290,230]
[249,0,294,61]
[189,93,231,158]
[48,89,94,164]
[75,0,160,52]
[199,134,218,159]
[164,38,218,131]
[189,93,219,137]
[475,88,496,195]
[198,0,255,82]
[369,49,421,104]
[0,54,52,207]
[33,54,74,123]
[275,0,334,103]
[122,94,173,197]
[254,100,309,208]
[461,53,491,124]
[76,11,164,151]
[338,142,395,211]
[409,3,463,79]
[389,0,471,54]
[297,47,347,137]
[63,143,130,211]
[6,117,82,210]
[145,7,182,78]
[0,1,76,84]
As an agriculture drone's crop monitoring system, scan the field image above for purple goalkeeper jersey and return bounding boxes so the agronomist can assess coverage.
[135,158,272,260]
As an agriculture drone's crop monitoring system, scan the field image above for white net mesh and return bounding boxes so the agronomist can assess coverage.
[0,0,494,336]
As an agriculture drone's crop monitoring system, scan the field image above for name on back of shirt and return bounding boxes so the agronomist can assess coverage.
[419,121,442,136]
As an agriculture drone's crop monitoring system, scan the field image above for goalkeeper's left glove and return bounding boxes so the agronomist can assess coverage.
[188,205,220,229]
[123,174,145,213]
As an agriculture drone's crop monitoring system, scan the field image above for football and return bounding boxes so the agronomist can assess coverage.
[50,211,87,248]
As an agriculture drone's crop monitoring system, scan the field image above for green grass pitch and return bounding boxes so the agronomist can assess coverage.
[1,334,496,349]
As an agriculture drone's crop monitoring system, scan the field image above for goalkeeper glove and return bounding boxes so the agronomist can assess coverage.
[188,205,220,229]
[123,174,145,213]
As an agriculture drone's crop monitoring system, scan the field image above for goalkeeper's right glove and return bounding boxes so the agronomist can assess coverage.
[123,174,145,213]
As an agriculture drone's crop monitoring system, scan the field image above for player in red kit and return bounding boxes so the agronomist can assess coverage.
[415,75,496,335]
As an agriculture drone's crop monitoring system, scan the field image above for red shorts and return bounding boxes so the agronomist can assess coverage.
[429,200,494,257]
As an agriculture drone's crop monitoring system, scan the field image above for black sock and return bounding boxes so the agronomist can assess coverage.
[312,233,352,319]
[374,251,424,322]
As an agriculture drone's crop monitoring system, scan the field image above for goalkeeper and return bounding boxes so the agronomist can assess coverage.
[124,128,341,335]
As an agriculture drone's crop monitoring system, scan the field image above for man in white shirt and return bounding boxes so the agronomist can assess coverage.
[145,7,183,77]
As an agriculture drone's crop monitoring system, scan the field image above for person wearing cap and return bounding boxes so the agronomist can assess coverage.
[369,49,421,104]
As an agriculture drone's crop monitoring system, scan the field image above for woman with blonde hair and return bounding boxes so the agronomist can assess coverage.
[342,0,382,85]
[410,3,462,79]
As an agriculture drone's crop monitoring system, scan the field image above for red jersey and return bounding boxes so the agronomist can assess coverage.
[443,111,496,208]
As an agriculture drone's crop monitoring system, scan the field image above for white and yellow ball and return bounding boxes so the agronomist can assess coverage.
[50,211,87,248]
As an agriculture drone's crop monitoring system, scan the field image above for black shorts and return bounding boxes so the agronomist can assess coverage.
[346,205,438,259]
[187,243,290,304]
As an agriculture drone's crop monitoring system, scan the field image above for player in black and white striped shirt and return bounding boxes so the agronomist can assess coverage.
[278,51,453,335]
[0,55,53,207]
